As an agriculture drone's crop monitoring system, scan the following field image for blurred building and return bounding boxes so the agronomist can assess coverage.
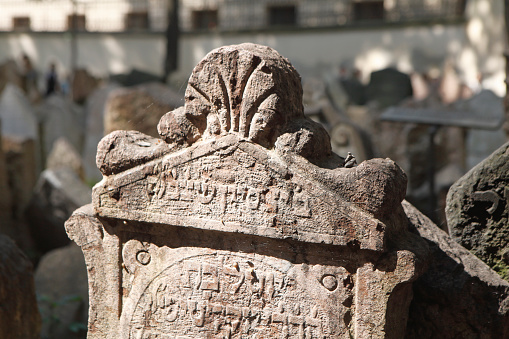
[0,0,466,33]
[0,0,504,96]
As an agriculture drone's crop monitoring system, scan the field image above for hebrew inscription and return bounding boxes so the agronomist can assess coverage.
[129,253,336,338]
[472,188,509,215]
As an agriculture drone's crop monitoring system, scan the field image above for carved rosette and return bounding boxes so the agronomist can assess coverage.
[66,43,429,339]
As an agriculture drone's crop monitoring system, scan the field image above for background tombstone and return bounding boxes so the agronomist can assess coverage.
[446,141,509,281]
[66,44,428,338]
[404,201,509,338]
[27,167,91,253]
[103,82,183,138]
[0,234,41,338]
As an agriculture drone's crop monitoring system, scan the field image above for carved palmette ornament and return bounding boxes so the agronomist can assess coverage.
[157,43,331,156]
[68,43,430,339]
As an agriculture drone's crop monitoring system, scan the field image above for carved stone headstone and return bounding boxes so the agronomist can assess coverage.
[66,44,428,338]
[447,141,509,281]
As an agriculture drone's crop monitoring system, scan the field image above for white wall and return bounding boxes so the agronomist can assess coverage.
[0,0,505,96]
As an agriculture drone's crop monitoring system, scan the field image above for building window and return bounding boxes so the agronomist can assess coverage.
[67,14,86,31]
[12,16,31,31]
[125,11,149,30]
[353,1,384,22]
[192,9,218,30]
[268,5,297,26]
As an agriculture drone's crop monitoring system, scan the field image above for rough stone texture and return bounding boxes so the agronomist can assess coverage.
[446,141,509,281]
[404,200,509,338]
[3,134,37,219]
[67,44,429,338]
[83,83,120,183]
[365,68,413,108]
[27,167,91,253]
[35,242,88,339]
[457,90,506,169]
[47,137,86,180]
[0,83,38,141]
[37,95,86,166]
[0,59,23,95]
[72,68,100,104]
[0,234,41,338]
[104,82,182,138]
[0,120,13,233]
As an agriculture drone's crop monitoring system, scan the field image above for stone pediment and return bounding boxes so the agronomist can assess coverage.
[93,43,407,253]
[94,132,394,251]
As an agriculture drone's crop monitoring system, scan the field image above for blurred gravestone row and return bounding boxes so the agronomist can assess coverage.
[0,58,183,338]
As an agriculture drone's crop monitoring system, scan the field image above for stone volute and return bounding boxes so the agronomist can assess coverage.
[66,43,429,338]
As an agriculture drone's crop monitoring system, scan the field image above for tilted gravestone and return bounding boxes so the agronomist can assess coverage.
[66,44,429,338]
[447,140,509,281]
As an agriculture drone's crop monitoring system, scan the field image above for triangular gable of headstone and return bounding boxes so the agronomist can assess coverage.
[67,43,429,338]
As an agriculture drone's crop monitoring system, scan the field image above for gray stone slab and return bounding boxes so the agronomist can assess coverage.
[381,90,504,130]
[446,141,509,281]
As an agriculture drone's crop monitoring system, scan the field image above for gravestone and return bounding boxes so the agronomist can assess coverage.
[66,44,429,338]
[103,82,183,138]
[0,234,41,338]
[36,242,88,339]
[0,83,38,140]
[83,83,120,183]
[365,68,413,108]
[0,120,13,233]
[27,167,91,253]
[446,141,509,281]
[403,201,509,338]
[37,95,85,165]
[72,68,100,104]
[3,134,37,219]
[46,137,85,180]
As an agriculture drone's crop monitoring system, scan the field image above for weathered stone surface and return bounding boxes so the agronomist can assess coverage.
[446,141,509,280]
[47,137,86,179]
[83,83,120,182]
[365,68,413,108]
[104,82,182,138]
[72,68,100,104]
[0,120,12,233]
[27,167,91,253]
[36,242,88,339]
[404,200,509,338]
[3,135,37,219]
[68,43,429,338]
[0,83,38,140]
[456,90,506,169]
[0,59,23,95]
[0,234,41,338]
[37,95,85,165]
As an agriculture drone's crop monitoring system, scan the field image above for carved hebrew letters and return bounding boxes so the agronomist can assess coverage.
[472,188,509,215]
[125,252,350,338]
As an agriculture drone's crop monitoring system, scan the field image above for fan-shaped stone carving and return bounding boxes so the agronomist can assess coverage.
[158,43,305,149]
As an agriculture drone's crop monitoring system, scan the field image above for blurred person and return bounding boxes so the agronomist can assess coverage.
[45,62,60,97]
[21,53,40,102]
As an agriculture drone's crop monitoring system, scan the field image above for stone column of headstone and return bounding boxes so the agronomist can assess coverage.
[66,44,429,338]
